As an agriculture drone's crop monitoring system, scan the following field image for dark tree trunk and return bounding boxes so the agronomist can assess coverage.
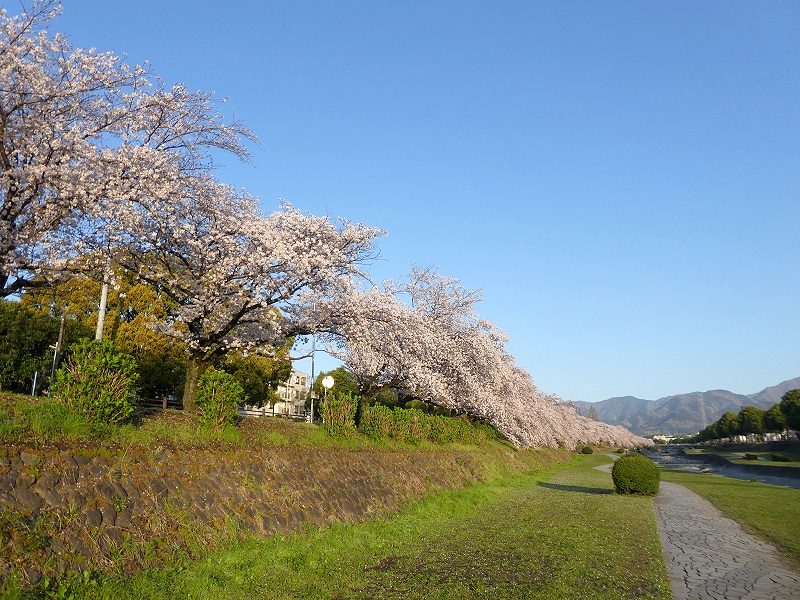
[182,356,213,412]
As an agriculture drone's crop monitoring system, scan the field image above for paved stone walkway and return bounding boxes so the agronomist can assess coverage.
[653,480,800,599]
[598,458,800,599]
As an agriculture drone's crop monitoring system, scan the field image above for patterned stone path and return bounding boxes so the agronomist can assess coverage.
[653,481,800,600]
[598,458,800,599]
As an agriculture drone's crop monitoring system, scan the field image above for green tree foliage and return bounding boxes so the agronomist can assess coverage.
[195,368,245,430]
[21,274,109,329]
[0,300,92,393]
[21,274,188,399]
[114,313,187,399]
[738,405,765,435]
[371,388,402,409]
[312,367,361,398]
[403,399,431,413]
[763,404,787,433]
[223,350,292,408]
[611,454,660,496]
[714,411,741,438]
[780,390,800,431]
[51,339,138,423]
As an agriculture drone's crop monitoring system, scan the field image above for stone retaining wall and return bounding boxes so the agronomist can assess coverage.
[0,441,565,587]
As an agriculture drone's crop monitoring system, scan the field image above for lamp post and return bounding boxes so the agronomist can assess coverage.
[48,314,65,396]
[321,375,335,424]
[307,391,317,422]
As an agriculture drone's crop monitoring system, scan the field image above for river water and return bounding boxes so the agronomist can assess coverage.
[643,447,800,490]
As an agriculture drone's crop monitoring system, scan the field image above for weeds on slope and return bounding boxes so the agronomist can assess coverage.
[25,455,669,600]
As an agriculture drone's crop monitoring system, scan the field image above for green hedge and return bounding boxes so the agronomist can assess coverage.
[360,405,495,445]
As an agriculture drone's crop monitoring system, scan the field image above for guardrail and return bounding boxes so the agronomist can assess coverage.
[133,398,311,422]
[136,397,183,410]
[238,406,309,421]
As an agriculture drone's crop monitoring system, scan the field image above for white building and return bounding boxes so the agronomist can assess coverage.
[239,369,309,419]
[272,370,309,417]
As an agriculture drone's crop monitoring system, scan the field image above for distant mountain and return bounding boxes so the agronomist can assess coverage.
[747,378,800,406]
[572,377,800,437]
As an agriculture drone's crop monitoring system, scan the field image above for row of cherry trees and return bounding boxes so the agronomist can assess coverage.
[302,268,647,448]
[0,2,647,448]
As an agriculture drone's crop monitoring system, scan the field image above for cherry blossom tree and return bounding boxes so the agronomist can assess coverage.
[0,2,384,411]
[320,267,648,449]
[0,1,254,296]
[107,190,383,411]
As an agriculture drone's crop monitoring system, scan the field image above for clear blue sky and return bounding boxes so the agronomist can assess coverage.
[50,0,799,402]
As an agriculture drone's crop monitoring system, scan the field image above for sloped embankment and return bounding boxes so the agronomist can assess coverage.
[0,438,570,587]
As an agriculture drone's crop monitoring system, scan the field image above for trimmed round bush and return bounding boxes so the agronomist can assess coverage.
[611,454,660,495]
[581,446,594,454]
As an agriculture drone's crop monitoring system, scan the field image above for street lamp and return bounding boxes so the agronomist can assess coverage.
[322,375,334,400]
[321,375,334,425]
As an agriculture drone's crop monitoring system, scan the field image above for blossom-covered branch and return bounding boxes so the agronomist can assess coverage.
[0,0,254,296]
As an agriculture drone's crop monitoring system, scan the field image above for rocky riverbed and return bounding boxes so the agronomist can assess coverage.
[643,446,800,490]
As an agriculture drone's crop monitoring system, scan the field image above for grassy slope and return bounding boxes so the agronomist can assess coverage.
[38,454,669,600]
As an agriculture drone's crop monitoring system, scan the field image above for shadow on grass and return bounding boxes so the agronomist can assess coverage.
[537,482,613,495]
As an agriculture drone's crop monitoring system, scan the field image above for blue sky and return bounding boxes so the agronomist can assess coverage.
[50,1,799,402]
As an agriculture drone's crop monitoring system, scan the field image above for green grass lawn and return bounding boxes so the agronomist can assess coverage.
[660,468,800,565]
[22,454,669,600]
[715,450,800,467]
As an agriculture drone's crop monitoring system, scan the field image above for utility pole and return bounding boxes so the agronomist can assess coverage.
[699,396,707,429]
[95,259,111,341]
[48,314,65,396]
[309,334,316,422]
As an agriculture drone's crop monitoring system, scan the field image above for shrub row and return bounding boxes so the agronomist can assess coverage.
[320,392,358,438]
[44,339,500,446]
[360,404,495,445]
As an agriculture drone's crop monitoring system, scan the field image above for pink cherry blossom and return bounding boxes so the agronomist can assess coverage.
[0,0,253,296]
